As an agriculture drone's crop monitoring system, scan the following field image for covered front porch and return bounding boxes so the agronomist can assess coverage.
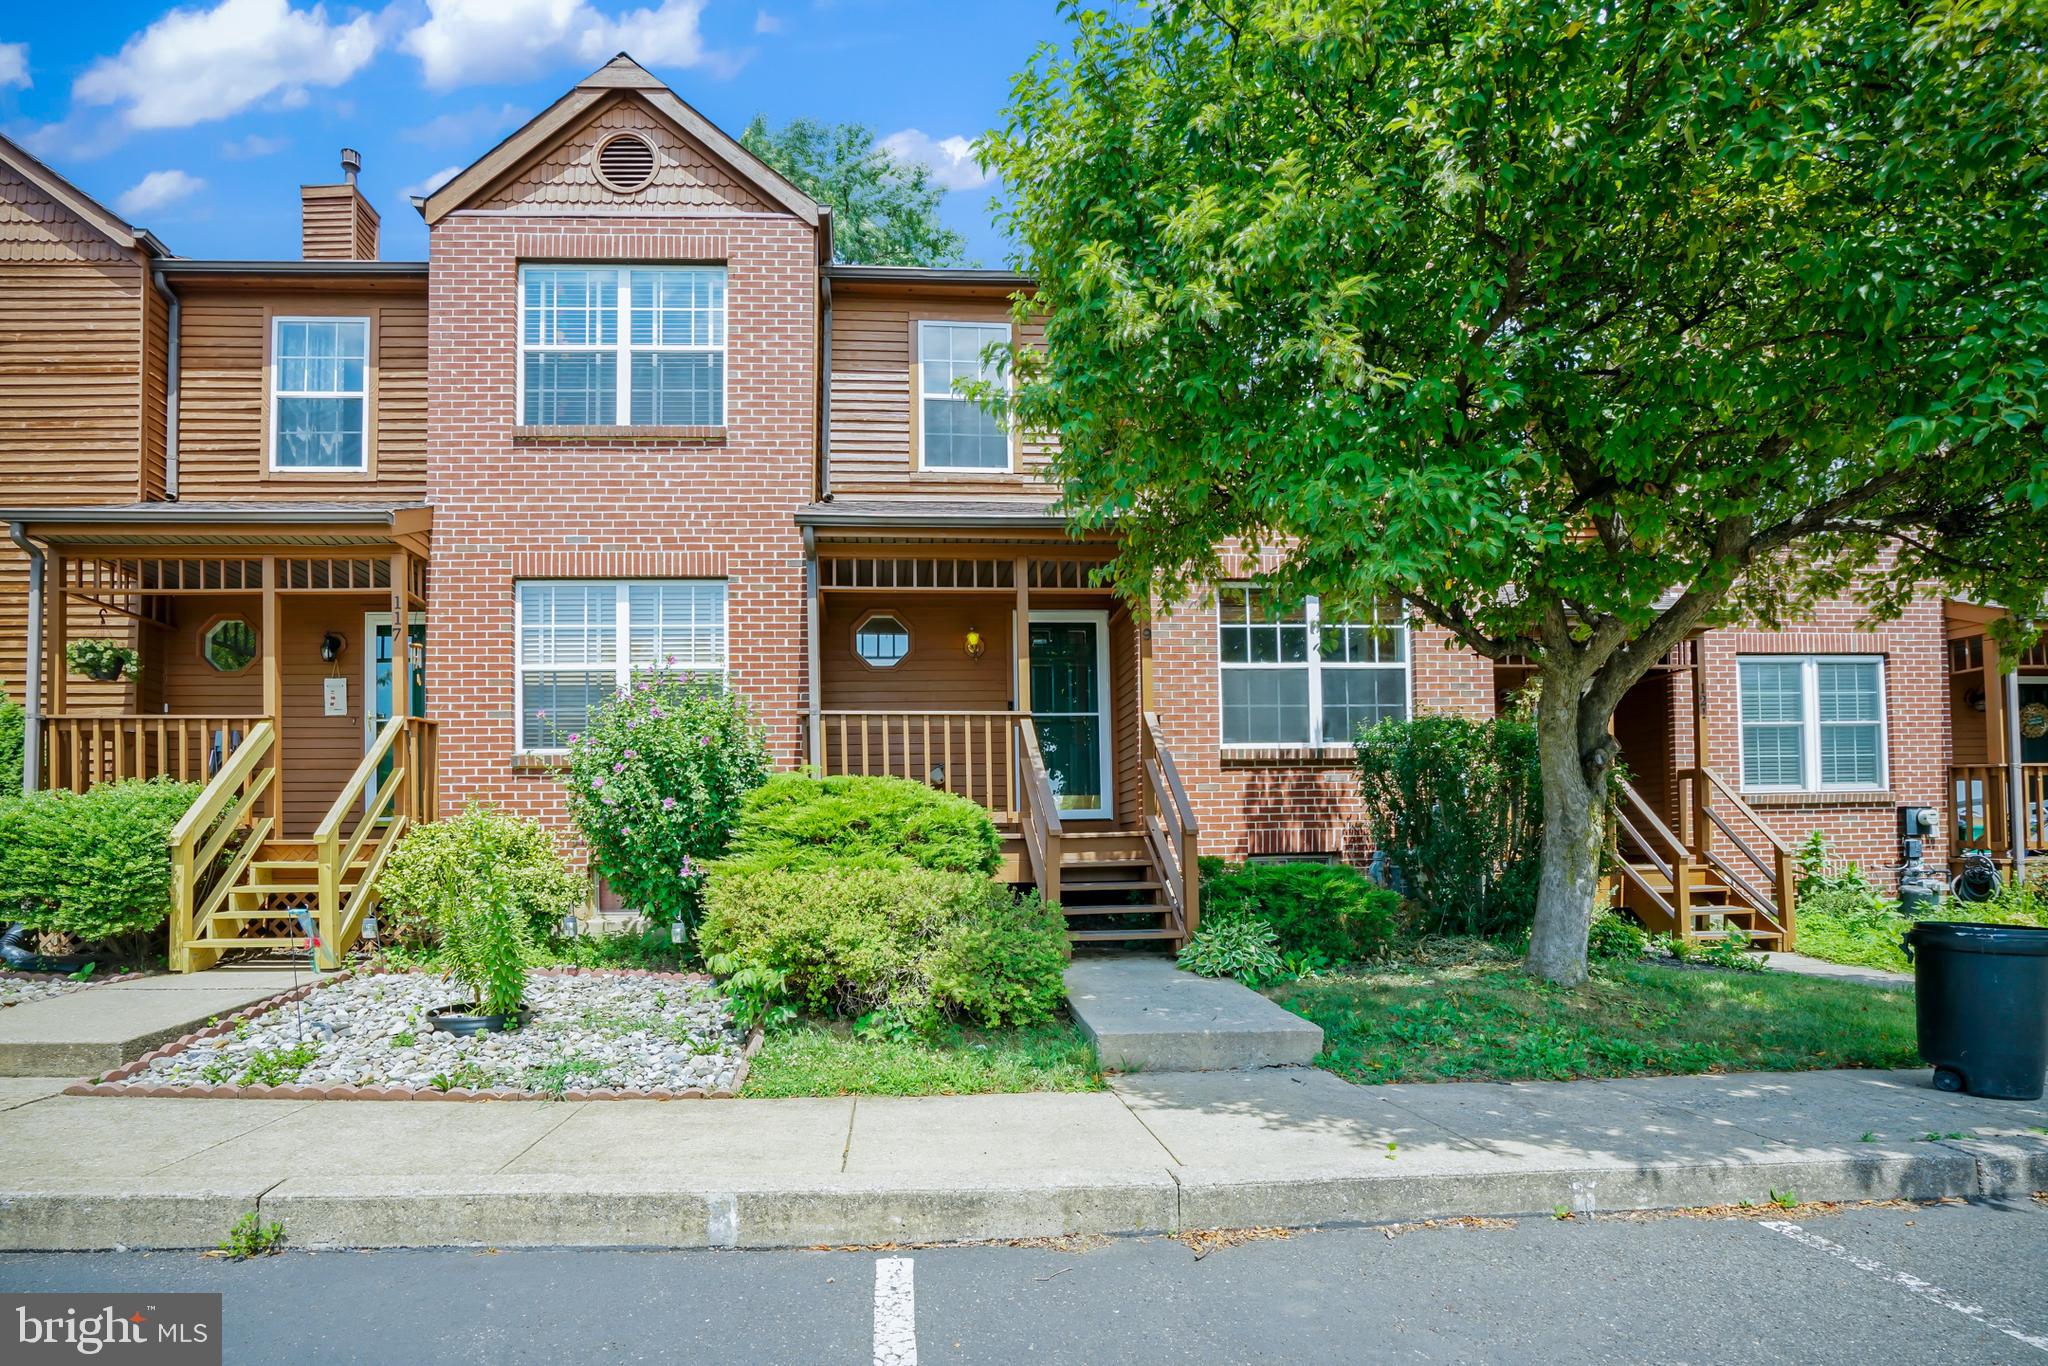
[1945,601,2047,878]
[7,502,438,970]
[798,500,1199,946]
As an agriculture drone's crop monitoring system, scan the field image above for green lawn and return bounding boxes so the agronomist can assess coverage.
[740,1019,1104,1098]
[1267,948,1919,1085]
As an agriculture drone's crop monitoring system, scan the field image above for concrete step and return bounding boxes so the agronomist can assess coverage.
[1063,956,1325,1071]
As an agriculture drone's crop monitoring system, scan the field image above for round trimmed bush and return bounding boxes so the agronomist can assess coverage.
[717,772,1002,877]
[1200,860,1401,963]
[0,778,202,943]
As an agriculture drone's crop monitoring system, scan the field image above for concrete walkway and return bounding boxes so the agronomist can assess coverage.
[1064,956,1325,1070]
[0,967,307,1077]
[1764,953,1914,990]
[0,1067,2039,1251]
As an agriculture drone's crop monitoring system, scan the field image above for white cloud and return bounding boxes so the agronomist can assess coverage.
[116,168,206,217]
[878,128,993,192]
[402,0,734,90]
[219,132,289,158]
[75,0,379,131]
[753,9,783,33]
[398,165,462,201]
[402,102,529,145]
[0,42,29,90]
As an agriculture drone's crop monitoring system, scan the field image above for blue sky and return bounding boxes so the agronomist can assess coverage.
[0,0,1068,263]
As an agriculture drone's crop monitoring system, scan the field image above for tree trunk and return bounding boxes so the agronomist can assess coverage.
[1524,664,1611,986]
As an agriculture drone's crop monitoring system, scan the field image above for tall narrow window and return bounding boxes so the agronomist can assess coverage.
[515,580,728,752]
[1738,656,1887,792]
[518,265,725,427]
[918,320,1010,470]
[1217,587,1409,747]
[272,317,369,469]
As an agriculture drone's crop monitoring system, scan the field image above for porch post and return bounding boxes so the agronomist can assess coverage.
[47,549,67,720]
[804,531,821,768]
[390,552,410,720]
[1012,556,1031,713]
[261,556,281,823]
[2009,667,2028,882]
[1690,641,1711,858]
[14,526,41,792]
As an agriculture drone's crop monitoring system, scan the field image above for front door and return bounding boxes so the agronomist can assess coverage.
[1028,611,1112,819]
[364,614,426,805]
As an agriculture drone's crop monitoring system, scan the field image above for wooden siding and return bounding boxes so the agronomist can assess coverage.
[478,96,775,214]
[300,184,379,261]
[1110,604,1141,828]
[172,284,428,497]
[821,594,1015,713]
[827,289,1057,497]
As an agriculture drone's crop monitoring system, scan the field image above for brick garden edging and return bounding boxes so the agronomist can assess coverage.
[62,966,764,1102]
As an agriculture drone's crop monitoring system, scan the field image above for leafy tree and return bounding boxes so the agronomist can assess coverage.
[742,116,968,266]
[982,0,2048,983]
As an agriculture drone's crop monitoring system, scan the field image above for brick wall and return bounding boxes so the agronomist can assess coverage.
[425,211,817,860]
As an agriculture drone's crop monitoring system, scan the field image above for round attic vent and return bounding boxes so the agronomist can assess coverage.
[596,132,658,193]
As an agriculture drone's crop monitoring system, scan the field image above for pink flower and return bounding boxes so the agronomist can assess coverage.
[698,735,711,746]
[567,733,580,744]
[650,707,664,720]
[623,749,638,760]
[535,709,548,719]
[613,761,627,773]
[661,796,677,811]
[590,776,604,790]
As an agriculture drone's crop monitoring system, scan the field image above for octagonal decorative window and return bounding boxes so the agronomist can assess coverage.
[203,617,258,674]
[853,613,911,669]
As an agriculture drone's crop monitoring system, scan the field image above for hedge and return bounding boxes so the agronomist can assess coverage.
[0,778,203,942]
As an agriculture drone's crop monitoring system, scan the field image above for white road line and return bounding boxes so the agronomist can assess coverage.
[1760,1220,2048,1355]
[874,1256,917,1366]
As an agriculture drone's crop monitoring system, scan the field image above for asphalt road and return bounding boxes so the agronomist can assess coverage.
[3,1198,2044,1363]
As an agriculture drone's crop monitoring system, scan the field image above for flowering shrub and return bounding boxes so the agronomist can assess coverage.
[561,669,769,938]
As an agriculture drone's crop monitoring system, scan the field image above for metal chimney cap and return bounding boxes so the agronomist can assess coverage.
[340,147,362,183]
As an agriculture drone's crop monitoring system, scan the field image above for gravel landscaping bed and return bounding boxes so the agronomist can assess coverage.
[0,972,110,1008]
[82,969,754,1100]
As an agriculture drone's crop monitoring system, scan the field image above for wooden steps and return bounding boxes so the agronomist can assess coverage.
[1051,831,1185,947]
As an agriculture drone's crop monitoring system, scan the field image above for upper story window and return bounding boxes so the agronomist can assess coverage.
[518,265,726,428]
[1738,655,1887,792]
[1218,587,1408,747]
[514,579,727,752]
[272,317,369,470]
[917,320,1010,470]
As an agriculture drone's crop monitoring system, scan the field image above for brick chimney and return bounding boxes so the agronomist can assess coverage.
[300,148,379,260]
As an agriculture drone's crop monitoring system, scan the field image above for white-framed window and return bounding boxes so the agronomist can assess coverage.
[1217,586,1409,747]
[517,265,726,427]
[917,319,1011,470]
[1737,655,1887,792]
[271,316,369,470]
[514,580,727,752]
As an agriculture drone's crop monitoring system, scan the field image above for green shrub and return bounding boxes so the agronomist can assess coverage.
[0,688,23,795]
[562,672,769,938]
[1200,860,1401,962]
[719,771,1001,876]
[438,861,534,1017]
[699,866,1067,1030]
[1176,917,1286,987]
[1587,909,1648,962]
[0,778,201,941]
[1354,715,1542,937]
[377,804,586,948]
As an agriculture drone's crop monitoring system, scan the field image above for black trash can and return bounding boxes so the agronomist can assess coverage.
[1901,921,2048,1101]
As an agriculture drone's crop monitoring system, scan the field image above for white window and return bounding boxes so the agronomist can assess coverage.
[1218,587,1409,747]
[1738,655,1887,792]
[917,320,1011,470]
[514,580,727,752]
[518,265,726,427]
[272,317,369,469]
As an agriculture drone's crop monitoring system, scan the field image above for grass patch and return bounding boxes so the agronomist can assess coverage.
[741,1018,1103,1098]
[1269,951,1919,1085]
[1796,899,2047,974]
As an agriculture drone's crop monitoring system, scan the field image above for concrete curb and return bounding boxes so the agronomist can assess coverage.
[3,1138,2039,1252]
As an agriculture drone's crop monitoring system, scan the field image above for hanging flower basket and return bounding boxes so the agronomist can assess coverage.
[65,638,141,683]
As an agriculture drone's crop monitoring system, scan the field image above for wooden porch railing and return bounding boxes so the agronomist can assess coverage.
[1610,776,1694,940]
[1140,711,1200,941]
[42,714,265,791]
[1677,765,1796,946]
[311,715,438,970]
[166,720,277,973]
[1951,763,2048,859]
[1015,716,1064,908]
[816,710,1022,821]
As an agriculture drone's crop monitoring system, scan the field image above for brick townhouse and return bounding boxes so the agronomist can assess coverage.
[1,56,2041,970]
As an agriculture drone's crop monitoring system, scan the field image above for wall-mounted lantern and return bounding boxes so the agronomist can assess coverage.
[964,626,985,660]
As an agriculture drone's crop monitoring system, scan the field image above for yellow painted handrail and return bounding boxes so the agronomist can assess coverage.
[314,714,408,845]
[167,720,277,973]
[167,721,275,848]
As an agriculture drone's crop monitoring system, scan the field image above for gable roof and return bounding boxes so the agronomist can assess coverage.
[421,53,820,227]
[0,131,171,256]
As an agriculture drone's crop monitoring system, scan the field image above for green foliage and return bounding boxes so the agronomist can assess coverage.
[442,866,532,1017]
[1176,916,1286,987]
[64,637,140,682]
[0,687,23,795]
[741,115,968,267]
[699,866,1069,1030]
[741,1020,1102,1098]
[1353,716,1542,937]
[1697,928,1767,974]
[0,779,202,941]
[1587,910,1648,963]
[235,1043,318,1087]
[1200,860,1401,962]
[719,772,1002,877]
[218,1211,285,1260]
[1796,872,2048,974]
[561,672,769,939]
[376,805,586,949]
[703,950,796,1033]
[1794,831,1883,903]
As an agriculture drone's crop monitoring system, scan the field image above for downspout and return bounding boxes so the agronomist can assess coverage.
[9,523,42,793]
[150,268,181,500]
[2010,668,2027,883]
[818,274,833,503]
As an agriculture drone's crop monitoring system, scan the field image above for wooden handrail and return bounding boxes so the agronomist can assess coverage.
[1685,766,1793,857]
[1143,712,1198,835]
[1141,712,1200,942]
[314,715,408,843]
[43,713,266,791]
[1679,764,1797,948]
[1015,717,1064,907]
[167,720,277,973]
[817,709,1023,819]
[311,715,438,968]
[1615,778,1685,865]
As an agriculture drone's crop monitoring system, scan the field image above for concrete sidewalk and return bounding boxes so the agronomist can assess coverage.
[0,968,308,1077]
[0,1067,2041,1251]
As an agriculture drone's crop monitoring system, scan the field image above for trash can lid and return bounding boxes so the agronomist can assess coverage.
[1905,921,2048,955]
